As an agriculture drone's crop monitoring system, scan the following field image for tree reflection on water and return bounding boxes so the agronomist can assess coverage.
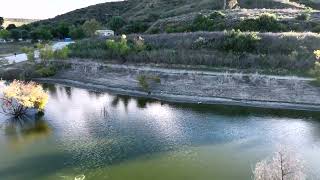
[2,113,51,149]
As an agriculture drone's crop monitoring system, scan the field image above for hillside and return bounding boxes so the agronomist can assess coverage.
[3,18,38,28]
[33,0,314,27]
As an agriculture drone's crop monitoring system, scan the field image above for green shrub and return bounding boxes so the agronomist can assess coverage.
[219,30,261,53]
[191,14,215,31]
[209,11,226,20]
[137,75,149,91]
[53,47,69,60]
[40,45,54,61]
[106,35,130,57]
[310,50,320,85]
[149,27,160,34]
[123,21,149,34]
[35,65,57,77]
[68,38,108,59]
[296,12,311,21]
[165,25,189,33]
[310,61,320,85]
[257,13,280,31]
[107,16,127,31]
[312,25,320,33]
[237,13,283,32]
[137,75,161,91]
[190,12,226,32]
[21,47,35,61]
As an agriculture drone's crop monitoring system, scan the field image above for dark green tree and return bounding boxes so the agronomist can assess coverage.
[0,29,10,40]
[124,21,148,33]
[6,24,17,30]
[0,17,4,29]
[9,29,21,41]
[82,19,101,37]
[69,26,85,39]
[57,22,70,39]
[107,16,126,31]
[31,27,53,41]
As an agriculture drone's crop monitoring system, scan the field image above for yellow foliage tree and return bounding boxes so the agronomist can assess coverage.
[314,50,320,60]
[1,80,49,117]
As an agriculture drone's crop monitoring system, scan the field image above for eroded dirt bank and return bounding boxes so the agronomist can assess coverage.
[35,60,320,111]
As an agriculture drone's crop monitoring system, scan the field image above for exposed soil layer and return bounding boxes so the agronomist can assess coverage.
[35,60,320,111]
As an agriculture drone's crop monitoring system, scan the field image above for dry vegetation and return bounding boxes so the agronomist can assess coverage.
[69,31,320,75]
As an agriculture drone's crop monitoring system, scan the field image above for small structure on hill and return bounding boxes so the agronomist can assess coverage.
[95,30,115,37]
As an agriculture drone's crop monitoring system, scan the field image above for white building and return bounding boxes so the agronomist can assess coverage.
[95,30,115,37]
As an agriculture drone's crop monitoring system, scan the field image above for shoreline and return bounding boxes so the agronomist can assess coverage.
[35,78,320,112]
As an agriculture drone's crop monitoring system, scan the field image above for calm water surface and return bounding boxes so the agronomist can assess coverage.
[0,83,320,180]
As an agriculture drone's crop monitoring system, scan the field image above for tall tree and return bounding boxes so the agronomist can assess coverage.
[107,16,126,31]
[0,29,10,40]
[6,24,17,30]
[82,19,101,37]
[0,17,4,29]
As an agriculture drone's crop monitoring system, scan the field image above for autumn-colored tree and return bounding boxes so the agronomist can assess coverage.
[0,81,49,117]
[315,50,320,60]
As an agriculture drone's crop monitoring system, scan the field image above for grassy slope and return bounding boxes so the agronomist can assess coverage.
[148,9,320,33]
[31,0,313,27]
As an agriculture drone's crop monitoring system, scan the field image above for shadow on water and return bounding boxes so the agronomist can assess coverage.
[2,113,51,149]
[0,152,71,180]
[0,114,72,179]
[108,93,320,120]
[171,103,320,121]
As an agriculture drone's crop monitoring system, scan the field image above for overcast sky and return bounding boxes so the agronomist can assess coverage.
[1,0,121,19]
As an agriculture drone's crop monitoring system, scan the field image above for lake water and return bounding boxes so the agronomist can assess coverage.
[0,83,319,180]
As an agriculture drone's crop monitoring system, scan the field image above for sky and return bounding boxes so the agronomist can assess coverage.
[1,0,121,19]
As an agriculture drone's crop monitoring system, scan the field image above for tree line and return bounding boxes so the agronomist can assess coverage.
[0,16,149,42]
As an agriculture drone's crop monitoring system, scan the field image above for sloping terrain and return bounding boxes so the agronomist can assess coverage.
[3,18,38,28]
[148,8,320,33]
[32,0,314,27]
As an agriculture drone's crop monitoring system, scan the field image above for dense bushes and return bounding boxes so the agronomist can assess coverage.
[296,12,311,21]
[190,11,226,31]
[68,38,108,59]
[164,11,227,33]
[38,44,70,61]
[218,30,261,53]
[237,13,284,32]
[137,74,161,91]
[35,65,57,77]
[21,47,35,61]
[162,12,295,33]
[68,32,319,73]
[39,45,54,61]
[69,35,148,60]
[54,47,70,60]
[191,30,261,53]
[106,35,130,57]
[312,50,320,83]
